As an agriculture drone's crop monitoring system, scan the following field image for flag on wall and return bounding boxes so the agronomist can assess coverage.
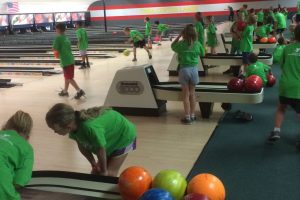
[7,2,19,13]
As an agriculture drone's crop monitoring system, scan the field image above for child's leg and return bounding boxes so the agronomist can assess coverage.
[181,85,191,117]
[64,79,70,92]
[143,45,152,58]
[274,103,287,129]
[133,46,137,61]
[107,154,128,176]
[189,85,196,117]
[69,79,80,91]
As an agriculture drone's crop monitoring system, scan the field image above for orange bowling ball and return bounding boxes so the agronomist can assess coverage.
[187,173,225,200]
[260,37,268,43]
[118,166,152,200]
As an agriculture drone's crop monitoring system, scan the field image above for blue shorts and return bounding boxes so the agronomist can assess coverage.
[178,67,199,86]
[242,52,251,65]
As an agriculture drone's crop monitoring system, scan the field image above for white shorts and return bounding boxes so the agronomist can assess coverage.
[79,50,87,56]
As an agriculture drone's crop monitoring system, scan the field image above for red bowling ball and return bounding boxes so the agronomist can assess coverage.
[244,75,263,93]
[227,78,245,92]
[184,193,211,200]
[266,74,276,87]
[260,37,268,43]
[237,21,246,31]
[268,37,277,43]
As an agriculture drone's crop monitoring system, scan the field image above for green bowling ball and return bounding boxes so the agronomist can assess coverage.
[152,169,187,200]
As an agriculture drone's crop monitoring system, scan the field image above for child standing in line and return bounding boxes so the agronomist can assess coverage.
[206,16,218,54]
[76,21,89,69]
[274,8,287,38]
[246,53,271,86]
[256,8,265,26]
[267,25,300,146]
[273,37,286,63]
[194,12,205,48]
[154,20,169,45]
[144,17,152,49]
[123,27,152,62]
[0,111,34,200]
[171,24,205,125]
[46,103,137,176]
[53,23,85,99]
[240,15,256,75]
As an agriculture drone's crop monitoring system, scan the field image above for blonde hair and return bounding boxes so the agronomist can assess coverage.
[45,103,109,128]
[182,24,197,46]
[2,110,33,135]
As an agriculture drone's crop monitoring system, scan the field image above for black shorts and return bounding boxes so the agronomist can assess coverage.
[279,96,300,114]
[242,52,250,65]
[133,39,146,48]
[257,22,263,26]
[276,28,286,34]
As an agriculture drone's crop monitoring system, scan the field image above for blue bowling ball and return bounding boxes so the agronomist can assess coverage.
[140,188,174,200]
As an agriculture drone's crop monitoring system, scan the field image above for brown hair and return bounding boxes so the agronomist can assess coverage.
[45,103,109,129]
[55,23,66,32]
[2,110,33,135]
[294,25,300,42]
[248,15,257,25]
[182,24,197,46]
[124,27,130,32]
[206,16,213,22]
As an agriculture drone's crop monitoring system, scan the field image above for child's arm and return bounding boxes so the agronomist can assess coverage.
[95,148,108,175]
[77,144,97,169]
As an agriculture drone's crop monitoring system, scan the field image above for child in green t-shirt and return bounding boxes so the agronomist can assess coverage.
[0,111,34,200]
[206,16,218,54]
[171,24,205,125]
[154,20,170,45]
[194,12,205,47]
[123,27,152,62]
[144,17,152,49]
[46,103,137,176]
[274,8,287,38]
[240,15,256,74]
[76,21,89,69]
[53,23,85,99]
[268,25,300,146]
[246,53,271,86]
[273,37,286,63]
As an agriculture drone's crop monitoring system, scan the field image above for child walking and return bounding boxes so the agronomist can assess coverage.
[53,23,85,99]
[46,103,137,176]
[154,20,169,45]
[171,24,205,125]
[144,17,152,49]
[206,16,218,54]
[0,111,34,200]
[267,25,300,146]
[76,21,89,69]
[123,27,152,62]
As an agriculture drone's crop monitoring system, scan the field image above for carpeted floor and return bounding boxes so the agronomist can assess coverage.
[188,64,300,200]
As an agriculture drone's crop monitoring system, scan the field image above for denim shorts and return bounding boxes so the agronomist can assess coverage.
[178,67,199,86]
[242,52,251,65]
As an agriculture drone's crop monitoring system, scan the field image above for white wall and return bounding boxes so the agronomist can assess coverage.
[0,0,96,14]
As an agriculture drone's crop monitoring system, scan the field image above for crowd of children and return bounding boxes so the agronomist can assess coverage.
[3,2,300,199]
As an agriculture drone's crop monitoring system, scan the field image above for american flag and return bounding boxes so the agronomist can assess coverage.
[7,2,19,13]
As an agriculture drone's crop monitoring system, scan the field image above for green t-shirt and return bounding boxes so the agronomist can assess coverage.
[269,11,275,20]
[76,28,88,51]
[273,44,286,63]
[207,23,217,47]
[145,21,151,36]
[0,130,34,200]
[69,109,136,157]
[246,61,270,86]
[279,42,300,99]
[130,30,144,43]
[157,24,168,32]
[275,12,287,29]
[298,0,300,14]
[195,21,204,46]
[53,35,74,67]
[256,24,272,38]
[171,40,204,67]
[257,11,264,23]
[240,25,254,52]
[239,9,248,20]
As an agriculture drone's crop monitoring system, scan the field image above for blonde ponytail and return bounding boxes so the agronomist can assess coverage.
[2,110,33,135]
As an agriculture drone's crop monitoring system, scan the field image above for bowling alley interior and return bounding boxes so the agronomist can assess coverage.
[0,0,300,200]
